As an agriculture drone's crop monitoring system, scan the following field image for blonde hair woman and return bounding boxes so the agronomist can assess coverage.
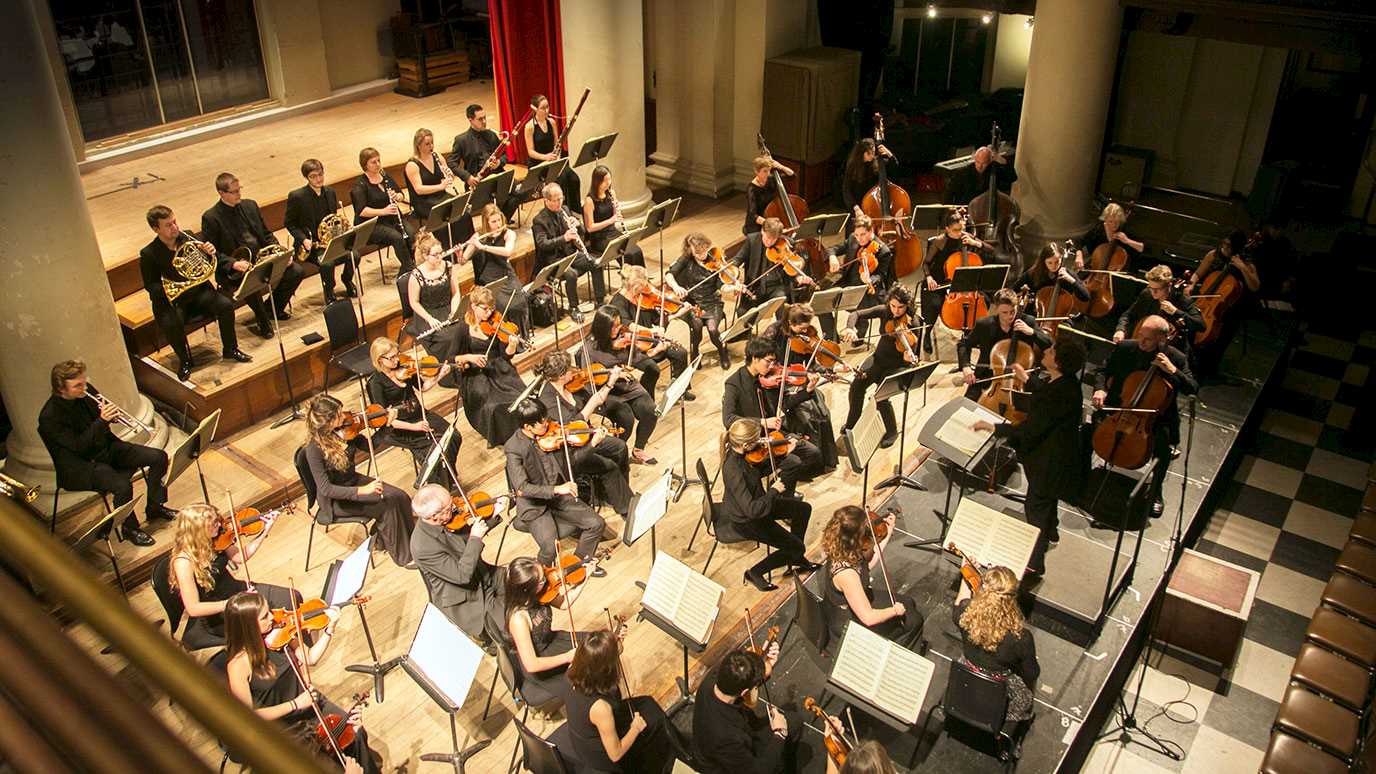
[1085,201,1144,263]
[168,503,297,650]
[365,336,460,487]
[450,285,529,447]
[607,264,691,396]
[302,394,415,567]
[404,128,472,250]
[954,565,1039,723]
[459,203,530,335]
[404,230,464,362]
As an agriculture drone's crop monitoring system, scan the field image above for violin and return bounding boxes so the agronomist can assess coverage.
[977,289,1035,424]
[635,284,696,318]
[1091,341,1178,470]
[787,327,845,371]
[315,692,369,754]
[804,697,852,768]
[265,596,365,650]
[534,420,625,452]
[397,353,442,380]
[765,239,811,279]
[339,404,389,441]
[537,549,611,606]
[702,247,746,288]
[445,491,506,531]
[479,311,529,348]
[756,363,809,391]
[947,542,986,592]
[940,206,989,332]
[865,509,891,543]
[613,323,673,353]
[565,362,615,392]
[746,624,781,658]
[743,430,794,464]
[212,503,295,552]
[883,313,921,365]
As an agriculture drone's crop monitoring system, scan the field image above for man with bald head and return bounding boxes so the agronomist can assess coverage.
[409,483,504,645]
[1092,314,1197,517]
[948,145,1005,205]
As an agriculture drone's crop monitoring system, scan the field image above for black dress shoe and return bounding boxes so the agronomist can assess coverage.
[322,291,338,304]
[254,322,275,339]
[782,560,822,577]
[117,521,155,547]
[223,348,253,363]
[570,309,585,323]
[274,308,292,321]
[148,504,178,522]
[743,568,778,592]
[683,389,697,402]
[719,350,731,370]
[177,361,193,381]
[878,430,899,449]
[1047,529,1061,546]
[1151,499,1165,518]
[344,284,359,298]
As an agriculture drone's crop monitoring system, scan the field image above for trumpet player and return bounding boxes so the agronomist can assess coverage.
[285,158,357,302]
[139,205,250,381]
[449,104,519,221]
[532,182,603,323]
[350,147,415,273]
[200,172,305,338]
[38,360,176,547]
[405,128,474,250]
[583,165,644,268]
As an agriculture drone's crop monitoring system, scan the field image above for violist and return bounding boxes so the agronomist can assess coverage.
[365,337,461,487]
[565,630,679,773]
[839,285,918,450]
[820,505,923,646]
[820,215,890,342]
[499,555,588,705]
[722,418,818,592]
[664,231,731,369]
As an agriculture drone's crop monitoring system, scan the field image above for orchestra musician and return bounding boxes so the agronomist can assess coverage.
[38,360,172,546]
[532,182,603,323]
[762,306,841,472]
[200,172,306,338]
[947,144,1006,206]
[586,306,661,464]
[503,398,610,569]
[607,265,691,396]
[448,103,519,220]
[840,285,919,450]
[405,128,472,249]
[139,205,250,381]
[524,93,582,206]
[565,629,680,774]
[821,505,924,646]
[404,231,464,364]
[452,285,529,448]
[732,218,813,311]
[284,158,356,301]
[583,165,645,267]
[459,203,530,336]
[532,353,635,523]
[957,288,1051,401]
[972,336,1087,576]
[168,503,298,650]
[826,741,898,774]
[840,138,891,219]
[721,337,826,494]
[365,338,461,488]
[742,157,777,235]
[1184,230,1260,299]
[953,565,1040,728]
[691,645,804,774]
[820,215,891,342]
[1013,242,1088,301]
[409,483,500,646]
[664,231,732,369]
[1080,202,1144,280]
[1114,265,1205,353]
[722,418,819,591]
[1092,315,1197,517]
[349,147,414,273]
[302,394,416,567]
[498,556,588,705]
[1182,230,1261,375]
[921,208,991,355]
[214,592,382,774]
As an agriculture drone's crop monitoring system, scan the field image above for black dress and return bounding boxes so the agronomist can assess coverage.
[822,558,923,646]
[953,599,1037,723]
[178,552,298,651]
[565,688,675,774]
[406,156,473,247]
[405,264,463,361]
[507,604,575,705]
[472,231,531,334]
[366,370,461,487]
[532,118,581,205]
[585,194,644,266]
[453,323,526,447]
[303,441,416,566]
[743,181,774,235]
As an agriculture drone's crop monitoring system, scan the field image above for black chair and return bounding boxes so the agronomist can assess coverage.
[930,660,1028,772]
[685,458,767,580]
[150,554,186,640]
[294,446,377,572]
[779,573,832,666]
[323,299,373,396]
[395,270,416,349]
[511,716,579,774]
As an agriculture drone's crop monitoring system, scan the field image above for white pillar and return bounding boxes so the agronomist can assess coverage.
[1011,0,1124,241]
[0,0,169,493]
[560,0,653,218]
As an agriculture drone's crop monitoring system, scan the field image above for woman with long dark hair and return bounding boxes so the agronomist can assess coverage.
[524,93,581,205]
[501,556,586,704]
[565,629,677,773]
[586,304,660,464]
[583,165,645,267]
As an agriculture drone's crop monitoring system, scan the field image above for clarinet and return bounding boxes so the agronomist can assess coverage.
[378,173,408,234]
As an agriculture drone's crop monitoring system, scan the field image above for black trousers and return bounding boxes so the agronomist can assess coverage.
[919,288,946,352]
[153,284,238,365]
[571,438,633,516]
[604,392,658,452]
[631,344,688,394]
[772,442,823,493]
[683,304,726,359]
[523,497,606,566]
[301,249,356,297]
[376,411,462,488]
[733,496,812,575]
[224,261,306,329]
[1023,483,1059,573]
[843,355,898,435]
[87,441,169,525]
[368,222,414,272]
[559,252,606,312]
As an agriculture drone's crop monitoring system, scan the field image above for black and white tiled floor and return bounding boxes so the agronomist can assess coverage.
[1085,327,1376,773]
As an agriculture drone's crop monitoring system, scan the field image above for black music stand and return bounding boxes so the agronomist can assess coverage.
[163,409,220,502]
[512,158,569,212]
[75,497,133,594]
[469,168,514,213]
[399,605,491,773]
[231,253,301,429]
[322,217,378,333]
[656,355,703,500]
[595,227,648,294]
[792,212,849,243]
[640,197,681,288]
[907,204,950,232]
[872,360,940,491]
[323,538,401,702]
[573,132,618,167]
[622,470,672,557]
[426,191,474,254]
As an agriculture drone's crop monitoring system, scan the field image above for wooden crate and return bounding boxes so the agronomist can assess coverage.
[1155,549,1259,666]
[773,155,835,205]
[397,50,471,95]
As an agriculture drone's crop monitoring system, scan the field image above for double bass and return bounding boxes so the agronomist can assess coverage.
[977,290,1035,424]
[939,206,988,332]
[967,123,1022,276]
[758,134,826,278]
[861,113,921,278]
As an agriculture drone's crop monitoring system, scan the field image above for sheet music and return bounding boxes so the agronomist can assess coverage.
[935,405,1001,459]
[627,470,672,543]
[830,623,934,725]
[945,499,1039,575]
[641,552,724,645]
[326,537,372,607]
[407,604,485,709]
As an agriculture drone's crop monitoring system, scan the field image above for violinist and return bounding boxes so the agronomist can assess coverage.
[1014,242,1089,304]
[285,158,357,302]
[215,592,382,774]
[409,484,500,645]
[350,147,414,273]
[452,285,529,448]
[1092,316,1197,517]
[532,182,602,322]
[840,285,919,449]
[503,398,610,568]
[499,555,589,705]
[587,306,661,464]
[666,232,732,369]
[566,629,679,773]
[953,566,1039,728]
[608,265,692,395]
[821,505,923,646]
[583,165,645,267]
[367,341,460,489]
[691,646,803,774]
[733,218,812,311]
[404,231,464,363]
[303,394,416,567]
[821,215,890,342]
[922,208,992,355]
[168,503,298,650]
[826,741,897,774]
[459,203,530,337]
[743,156,778,235]
[721,336,825,494]
[1114,265,1205,353]
[957,288,1051,401]
[1081,202,1144,273]
[763,306,841,471]
[971,337,1087,576]
[723,418,819,591]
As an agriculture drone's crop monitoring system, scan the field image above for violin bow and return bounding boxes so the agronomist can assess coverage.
[604,608,633,697]
[410,383,463,493]
[549,397,582,649]
[224,489,252,587]
[282,576,348,768]
[744,608,773,705]
[357,395,379,486]
[863,507,900,620]
[481,282,522,362]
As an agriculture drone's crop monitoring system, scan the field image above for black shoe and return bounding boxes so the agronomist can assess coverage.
[344,284,359,298]
[743,568,778,592]
[570,308,585,323]
[223,348,253,363]
[117,520,155,547]
[878,430,899,449]
[1151,499,1164,518]
[792,560,823,574]
[719,350,731,370]
[274,308,292,321]
[683,389,697,402]
[322,290,338,304]
[148,505,178,522]
[254,322,275,339]
[1047,530,1060,546]
[176,361,193,381]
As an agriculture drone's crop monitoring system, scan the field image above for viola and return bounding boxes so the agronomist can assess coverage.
[265,596,367,651]
[744,430,794,464]
[821,240,881,292]
[788,328,844,371]
[212,503,295,553]
[1091,344,1178,470]
[565,362,614,392]
[861,112,922,278]
[946,542,986,592]
[537,549,610,606]
[804,697,852,768]
[883,314,921,364]
[614,323,672,353]
[534,420,625,452]
[445,490,506,531]
[397,353,442,380]
[976,290,1035,424]
[339,404,389,441]
[315,691,369,753]
[479,311,529,348]
[865,509,891,543]
[635,284,695,317]
[939,206,988,332]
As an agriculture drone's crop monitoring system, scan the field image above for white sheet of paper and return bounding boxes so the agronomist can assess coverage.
[629,470,673,543]
[642,552,724,645]
[830,622,934,725]
[326,536,372,607]
[935,405,1001,459]
[407,604,485,710]
[946,499,1039,575]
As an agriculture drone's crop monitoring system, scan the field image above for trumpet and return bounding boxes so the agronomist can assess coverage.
[0,471,39,503]
[86,390,151,435]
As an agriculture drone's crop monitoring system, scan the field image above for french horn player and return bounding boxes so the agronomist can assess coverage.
[285,158,358,302]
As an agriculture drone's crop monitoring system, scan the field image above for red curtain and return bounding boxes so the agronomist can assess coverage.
[487,0,566,164]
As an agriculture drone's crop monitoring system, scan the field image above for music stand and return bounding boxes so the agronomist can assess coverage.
[656,355,703,500]
[163,408,220,502]
[722,296,785,346]
[914,397,1006,536]
[399,604,492,773]
[469,168,514,213]
[512,158,569,213]
[622,469,672,555]
[639,197,681,288]
[414,421,458,490]
[322,537,402,702]
[908,204,951,232]
[593,227,645,295]
[809,284,873,330]
[322,217,378,333]
[425,191,474,255]
[873,361,941,488]
[505,375,544,414]
[792,212,850,243]
[573,132,618,168]
[74,497,134,594]
[637,552,723,718]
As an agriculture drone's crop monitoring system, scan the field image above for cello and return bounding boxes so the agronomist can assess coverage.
[939,206,989,332]
[1083,206,1133,318]
[977,290,1035,424]
[861,113,921,278]
[967,123,1023,276]
[1034,240,1081,339]
[758,134,826,278]
[1191,235,1252,348]
[1091,339,1178,470]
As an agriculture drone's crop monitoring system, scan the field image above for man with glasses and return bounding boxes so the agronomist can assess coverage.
[448,103,519,220]
[285,158,357,302]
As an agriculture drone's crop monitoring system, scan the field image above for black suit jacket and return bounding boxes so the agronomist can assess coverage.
[37,387,118,491]
[994,374,1085,499]
[720,451,774,525]
[503,431,572,525]
[827,234,892,287]
[720,366,810,430]
[731,232,770,289]
[200,199,279,285]
[1115,288,1205,338]
[531,206,582,268]
[957,313,1051,375]
[410,519,495,638]
[1095,340,1197,443]
[139,233,204,311]
[283,185,339,248]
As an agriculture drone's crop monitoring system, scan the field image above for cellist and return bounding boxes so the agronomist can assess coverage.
[1013,243,1089,304]
[921,208,992,356]
[1113,265,1205,356]
[957,289,1050,402]
[1181,230,1261,375]
[820,215,890,343]
[1081,202,1144,271]
[1092,316,1197,518]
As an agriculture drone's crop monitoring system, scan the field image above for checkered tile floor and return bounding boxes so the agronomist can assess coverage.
[1084,325,1375,773]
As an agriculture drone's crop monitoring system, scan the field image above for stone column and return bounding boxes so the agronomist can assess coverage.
[560,0,652,218]
[0,0,169,496]
[1011,0,1124,242]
